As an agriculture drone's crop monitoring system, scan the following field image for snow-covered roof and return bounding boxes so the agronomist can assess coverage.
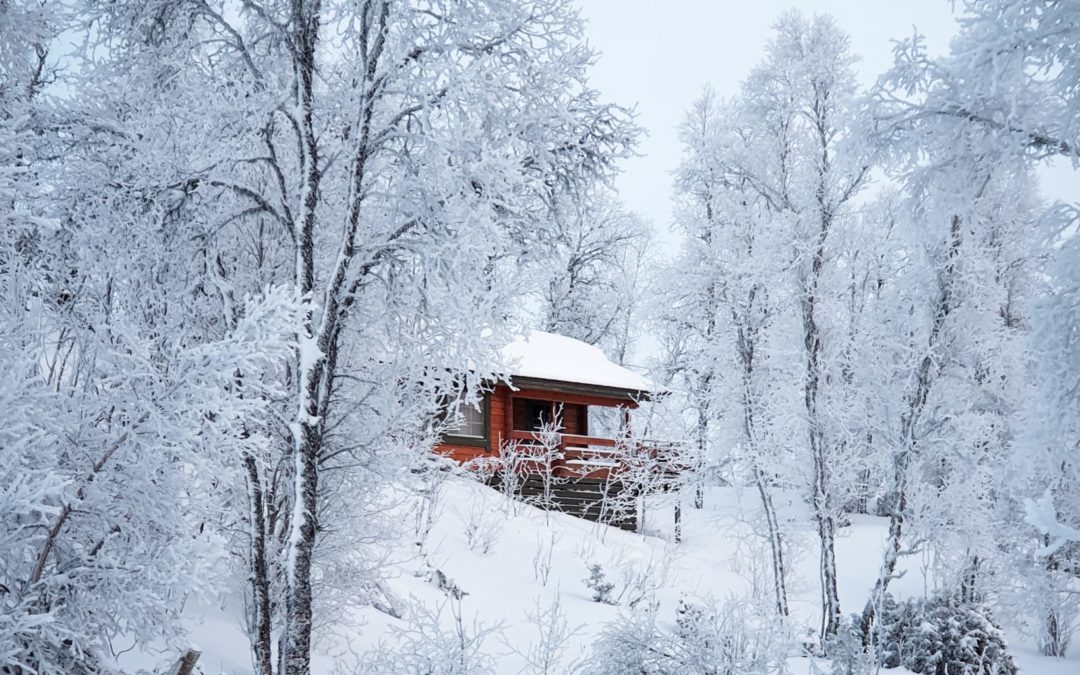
[499,330,654,394]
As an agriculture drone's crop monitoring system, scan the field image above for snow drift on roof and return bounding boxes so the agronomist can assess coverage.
[499,330,653,393]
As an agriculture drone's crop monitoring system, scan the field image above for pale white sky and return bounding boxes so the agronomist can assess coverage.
[574,1,1076,253]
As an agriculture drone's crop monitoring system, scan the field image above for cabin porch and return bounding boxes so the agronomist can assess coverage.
[437,383,681,476]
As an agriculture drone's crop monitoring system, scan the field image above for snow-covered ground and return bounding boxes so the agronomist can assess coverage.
[123,477,1079,674]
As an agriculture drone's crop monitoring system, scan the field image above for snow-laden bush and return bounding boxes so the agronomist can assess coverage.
[585,602,668,674]
[825,616,880,675]
[614,551,675,609]
[878,593,1017,675]
[348,598,499,675]
[464,496,503,555]
[584,596,792,674]
[510,592,584,675]
[533,532,558,586]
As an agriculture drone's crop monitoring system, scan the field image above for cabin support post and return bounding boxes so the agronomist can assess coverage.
[501,387,513,450]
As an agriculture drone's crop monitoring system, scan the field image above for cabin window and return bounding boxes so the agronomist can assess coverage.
[513,398,559,432]
[443,396,489,447]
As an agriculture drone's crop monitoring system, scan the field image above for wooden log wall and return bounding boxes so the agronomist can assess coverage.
[489,474,639,531]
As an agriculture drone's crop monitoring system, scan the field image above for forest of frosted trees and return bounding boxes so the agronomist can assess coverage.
[1,1,1078,674]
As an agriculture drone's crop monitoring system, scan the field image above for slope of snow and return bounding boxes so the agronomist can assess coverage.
[124,477,1079,674]
[500,330,654,393]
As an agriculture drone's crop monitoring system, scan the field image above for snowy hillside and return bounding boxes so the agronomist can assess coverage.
[122,477,1078,674]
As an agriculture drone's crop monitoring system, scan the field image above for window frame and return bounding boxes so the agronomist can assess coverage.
[441,393,491,450]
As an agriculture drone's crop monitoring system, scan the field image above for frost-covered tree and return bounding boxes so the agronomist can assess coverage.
[660,87,801,618]
[1,3,296,671]
[938,0,1080,656]
[3,1,635,673]
[752,13,870,642]
[815,192,910,519]
[663,11,870,642]
[656,89,743,508]
[859,8,1051,647]
[878,0,1079,165]
[999,208,1080,658]
[541,190,652,364]
[1019,221,1080,655]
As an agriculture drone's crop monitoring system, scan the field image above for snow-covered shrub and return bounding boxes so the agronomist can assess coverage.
[1037,602,1076,659]
[533,532,558,586]
[671,597,792,674]
[464,497,503,555]
[584,563,616,604]
[825,616,879,675]
[349,598,499,675]
[878,593,1017,675]
[614,551,674,609]
[585,601,668,674]
[513,592,584,675]
[494,440,524,515]
[1029,566,1080,658]
[1006,495,1080,657]
[584,596,792,674]
[413,458,452,552]
[525,418,568,518]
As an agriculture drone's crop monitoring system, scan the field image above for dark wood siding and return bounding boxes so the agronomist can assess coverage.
[511,397,531,432]
[562,403,588,436]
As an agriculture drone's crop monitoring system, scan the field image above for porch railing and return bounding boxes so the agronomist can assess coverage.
[504,430,686,482]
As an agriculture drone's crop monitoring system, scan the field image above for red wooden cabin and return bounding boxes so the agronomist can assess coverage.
[435,332,683,530]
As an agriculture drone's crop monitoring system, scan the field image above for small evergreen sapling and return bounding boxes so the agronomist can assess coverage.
[584,563,616,605]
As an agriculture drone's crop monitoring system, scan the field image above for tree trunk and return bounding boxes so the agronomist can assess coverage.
[800,122,844,641]
[244,454,275,675]
[282,372,323,675]
[1044,609,1065,657]
[860,477,907,644]
[1041,533,1067,656]
[174,649,201,675]
[853,464,871,514]
[802,254,841,643]
[674,499,682,543]
[753,464,789,617]
[959,554,980,604]
[810,422,841,641]
[282,5,324,672]
[694,392,709,509]
[738,323,789,617]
